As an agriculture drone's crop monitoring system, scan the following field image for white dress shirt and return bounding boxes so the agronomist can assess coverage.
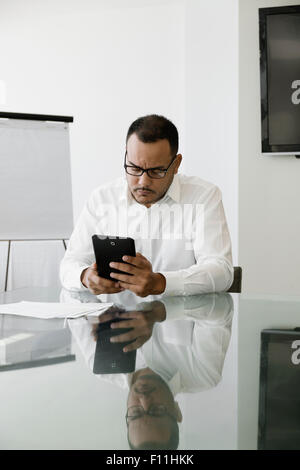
[60,173,233,304]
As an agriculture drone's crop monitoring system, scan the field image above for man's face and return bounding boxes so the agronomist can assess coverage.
[126,372,181,448]
[125,133,182,208]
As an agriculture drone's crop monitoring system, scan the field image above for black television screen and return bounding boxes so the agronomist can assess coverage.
[258,329,300,450]
[259,5,300,154]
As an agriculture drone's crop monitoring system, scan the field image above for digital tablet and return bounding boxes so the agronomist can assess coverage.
[93,317,136,374]
[92,235,136,281]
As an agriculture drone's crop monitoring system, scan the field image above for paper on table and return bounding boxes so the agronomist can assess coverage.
[0,301,113,319]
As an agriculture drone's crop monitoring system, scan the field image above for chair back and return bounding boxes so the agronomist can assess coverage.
[227,266,242,293]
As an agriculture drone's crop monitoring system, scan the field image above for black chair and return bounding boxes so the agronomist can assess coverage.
[227,266,242,293]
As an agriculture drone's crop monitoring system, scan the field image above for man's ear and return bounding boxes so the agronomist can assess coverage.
[174,154,182,174]
[174,401,183,423]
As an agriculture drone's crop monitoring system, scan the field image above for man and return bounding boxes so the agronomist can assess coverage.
[60,114,233,304]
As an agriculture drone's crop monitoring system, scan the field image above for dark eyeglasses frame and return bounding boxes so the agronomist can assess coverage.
[125,405,176,426]
[124,150,177,179]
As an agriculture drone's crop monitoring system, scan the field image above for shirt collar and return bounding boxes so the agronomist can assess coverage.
[167,370,182,396]
[119,176,133,204]
[164,173,181,203]
[119,173,181,205]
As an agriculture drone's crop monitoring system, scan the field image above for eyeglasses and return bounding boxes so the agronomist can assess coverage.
[124,151,177,179]
[126,405,176,425]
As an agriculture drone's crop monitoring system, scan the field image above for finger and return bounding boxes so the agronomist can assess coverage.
[123,337,147,352]
[105,286,126,294]
[118,282,144,296]
[89,278,124,291]
[121,254,146,267]
[109,272,136,284]
[97,275,123,287]
[117,312,147,323]
[90,275,125,291]
[91,262,97,270]
[105,305,127,315]
[115,310,143,319]
[89,286,125,295]
[110,331,137,343]
[110,319,136,329]
[98,312,118,323]
[109,262,137,274]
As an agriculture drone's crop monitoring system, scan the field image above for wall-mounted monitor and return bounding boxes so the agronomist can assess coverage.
[258,329,300,450]
[259,5,300,155]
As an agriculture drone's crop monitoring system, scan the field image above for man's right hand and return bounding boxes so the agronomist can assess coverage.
[81,263,125,295]
[91,305,164,352]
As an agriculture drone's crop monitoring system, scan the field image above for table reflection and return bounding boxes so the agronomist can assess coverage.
[0,286,74,371]
[65,291,233,450]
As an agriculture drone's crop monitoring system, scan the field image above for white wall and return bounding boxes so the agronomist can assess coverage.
[0,0,185,219]
[239,0,300,295]
[185,0,239,266]
[0,0,238,264]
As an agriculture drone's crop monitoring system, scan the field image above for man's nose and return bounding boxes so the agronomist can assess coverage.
[138,171,152,186]
[138,395,153,409]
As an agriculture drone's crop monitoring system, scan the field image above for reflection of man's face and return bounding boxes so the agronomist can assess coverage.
[127,371,182,448]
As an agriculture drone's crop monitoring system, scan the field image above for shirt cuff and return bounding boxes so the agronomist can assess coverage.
[79,266,92,291]
[61,264,91,292]
[160,296,185,319]
[159,270,184,296]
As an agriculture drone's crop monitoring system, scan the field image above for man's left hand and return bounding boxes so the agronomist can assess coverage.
[109,252,166,298]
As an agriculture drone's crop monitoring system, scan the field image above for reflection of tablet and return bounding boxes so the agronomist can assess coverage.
[93,318,136,375]
[258,329,300,450]
[92,235,136,281]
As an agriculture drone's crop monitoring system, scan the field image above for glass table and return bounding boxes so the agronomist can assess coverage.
[0,287,299,450]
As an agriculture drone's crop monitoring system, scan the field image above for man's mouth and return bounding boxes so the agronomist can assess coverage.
[135,188,153,194]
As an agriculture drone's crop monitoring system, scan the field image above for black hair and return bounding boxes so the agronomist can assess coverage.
[127,418,179,450]
[126,114,179,157]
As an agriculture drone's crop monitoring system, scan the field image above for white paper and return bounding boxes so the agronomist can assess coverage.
[0,301,113,319]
